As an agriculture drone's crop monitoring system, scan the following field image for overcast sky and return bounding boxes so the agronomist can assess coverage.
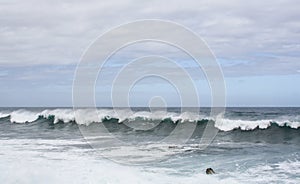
[0,0,300,107]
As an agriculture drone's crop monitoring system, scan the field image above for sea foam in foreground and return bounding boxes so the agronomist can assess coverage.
[0,107,299,183]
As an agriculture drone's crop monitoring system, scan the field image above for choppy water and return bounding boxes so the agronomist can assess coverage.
[0,107,299,183]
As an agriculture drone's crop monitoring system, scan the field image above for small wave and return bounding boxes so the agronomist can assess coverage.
[0,111,10,119]
[2,109,300,131]
[10,109,40,123]
[215,119,300,131]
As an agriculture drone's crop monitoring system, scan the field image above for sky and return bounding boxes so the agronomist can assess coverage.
[0,0,300,107]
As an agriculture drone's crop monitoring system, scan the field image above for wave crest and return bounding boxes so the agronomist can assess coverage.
[216,118,300,131]
[1,108,299,131]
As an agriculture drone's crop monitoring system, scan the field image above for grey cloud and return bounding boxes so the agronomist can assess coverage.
[0,0,299,77]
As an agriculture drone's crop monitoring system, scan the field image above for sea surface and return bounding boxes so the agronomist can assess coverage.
[0,107,299,184]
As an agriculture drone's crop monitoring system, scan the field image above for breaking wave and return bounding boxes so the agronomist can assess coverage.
[0,108,299,131]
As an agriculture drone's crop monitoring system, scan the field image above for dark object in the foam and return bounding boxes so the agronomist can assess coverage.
[206,168,215,174]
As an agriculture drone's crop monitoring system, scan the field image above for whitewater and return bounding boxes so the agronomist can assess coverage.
[2,108,300,130]
[0,107,299,183]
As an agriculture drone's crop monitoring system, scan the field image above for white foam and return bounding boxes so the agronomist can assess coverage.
[40,109,75,124]
[275,159,300,175]
[10,109,40,123]
[0,111,10,118]
[216,118,300,131]
[231,159,300,184]
[4,108,206,125]
[215,119,271,131]
[0,138,238,184]
[275,120,300,129]
[3,108,300,130]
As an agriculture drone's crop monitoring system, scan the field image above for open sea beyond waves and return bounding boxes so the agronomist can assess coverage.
[0,107,299,184]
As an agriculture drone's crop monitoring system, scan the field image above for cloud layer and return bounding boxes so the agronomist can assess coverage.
[0,0,299,106]
[0,0,299,74]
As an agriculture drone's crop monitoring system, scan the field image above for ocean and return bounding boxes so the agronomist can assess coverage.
[0,107,299,183]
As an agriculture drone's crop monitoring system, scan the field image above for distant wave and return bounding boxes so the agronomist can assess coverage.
[0,109,299,131]
[215,118,300,131]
